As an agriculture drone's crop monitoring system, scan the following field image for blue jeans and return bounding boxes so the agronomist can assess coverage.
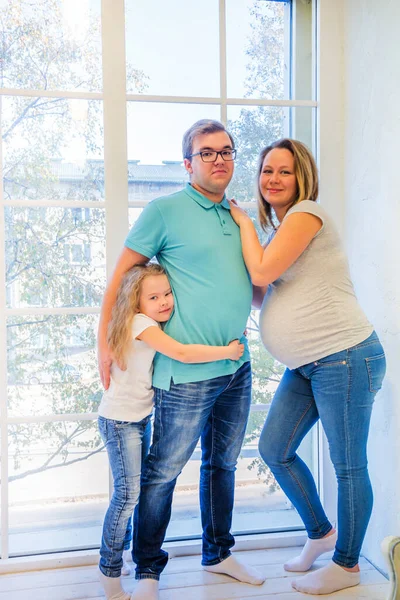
[259,331,386,568]
[98,415,151,577]
[132,361,252,580]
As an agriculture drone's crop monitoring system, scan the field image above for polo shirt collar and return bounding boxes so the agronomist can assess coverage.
[185,183,230,210]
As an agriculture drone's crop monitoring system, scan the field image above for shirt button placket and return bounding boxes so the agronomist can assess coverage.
[215,206,230,235]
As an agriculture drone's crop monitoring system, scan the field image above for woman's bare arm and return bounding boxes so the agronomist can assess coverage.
[229,202,322,287]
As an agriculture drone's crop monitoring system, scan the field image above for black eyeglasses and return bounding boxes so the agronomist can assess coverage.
[188,149,237,163]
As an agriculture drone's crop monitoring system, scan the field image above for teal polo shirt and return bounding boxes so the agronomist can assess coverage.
[125,183,252,390]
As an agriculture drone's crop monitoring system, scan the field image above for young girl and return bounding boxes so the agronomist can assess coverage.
[97,263,244,600]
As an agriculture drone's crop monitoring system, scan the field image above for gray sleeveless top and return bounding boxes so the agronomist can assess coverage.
[259,200,373,369]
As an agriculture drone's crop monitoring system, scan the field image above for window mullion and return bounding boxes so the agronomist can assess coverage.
[0,96,10,560]
[219,0,228,125]
[101,0,129,517]
[101,0,129,275]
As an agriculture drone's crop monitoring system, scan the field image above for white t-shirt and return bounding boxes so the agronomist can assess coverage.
[98,313,159,422]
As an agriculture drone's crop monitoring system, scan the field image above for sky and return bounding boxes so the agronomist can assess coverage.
[2,1,289,166]
[62,0,286,164]
[124,0,275,163]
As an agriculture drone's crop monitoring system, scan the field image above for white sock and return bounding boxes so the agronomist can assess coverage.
[204,554,266,585]
[130,579,159,600]
[121,550,132,576]
[291,561,360,595]
[98,569,130,600]
[284,530,338,572]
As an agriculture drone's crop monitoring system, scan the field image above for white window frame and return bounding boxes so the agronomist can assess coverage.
[0,0,335,568]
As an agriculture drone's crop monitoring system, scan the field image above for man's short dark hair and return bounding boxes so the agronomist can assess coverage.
[182,120,235,160]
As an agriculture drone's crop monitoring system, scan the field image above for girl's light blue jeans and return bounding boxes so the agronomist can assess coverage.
[259,331,386,568]
[98,415,151,577]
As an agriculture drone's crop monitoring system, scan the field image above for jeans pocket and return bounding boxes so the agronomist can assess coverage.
[313,352,347,367]
[365,353,386,393]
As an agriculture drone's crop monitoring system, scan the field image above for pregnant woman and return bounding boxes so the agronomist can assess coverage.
[229,138,386,595]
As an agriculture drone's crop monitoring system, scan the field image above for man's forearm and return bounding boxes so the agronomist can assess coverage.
[98,284,118,346]
[98,246,149,347]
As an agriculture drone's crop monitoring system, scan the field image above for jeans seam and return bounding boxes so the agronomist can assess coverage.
[283,397,325,535]
[345,351,355,561]
[333,556,358,569]
[209,407,220,559]
[108,425,128,574]
[349,338,378,351]
[156,389,163,460]
[136,573,160,581]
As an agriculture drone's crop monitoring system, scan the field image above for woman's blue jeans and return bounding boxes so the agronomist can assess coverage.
[259,331,386,568]
[98,415,151,577]
[132,361,252,580]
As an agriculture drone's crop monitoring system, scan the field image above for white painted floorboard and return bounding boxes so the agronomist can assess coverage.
[0,547,389,600]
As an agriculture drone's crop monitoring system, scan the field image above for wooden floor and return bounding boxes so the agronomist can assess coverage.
[0,547,389,600]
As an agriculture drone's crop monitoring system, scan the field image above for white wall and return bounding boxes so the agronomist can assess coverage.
[341,0,400,572]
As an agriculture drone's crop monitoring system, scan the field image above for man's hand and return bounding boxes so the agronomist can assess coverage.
[98,343,113,390]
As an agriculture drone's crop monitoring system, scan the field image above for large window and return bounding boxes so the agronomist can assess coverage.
[0,0,317,559]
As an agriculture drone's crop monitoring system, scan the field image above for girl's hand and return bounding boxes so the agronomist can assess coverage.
[227,339,245,360]
[229,199,252,227]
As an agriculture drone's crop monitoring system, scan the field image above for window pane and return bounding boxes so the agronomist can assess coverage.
[167,432,314,539]
[233,413,314,533]
[8,421,107,555]
[2,97,104,202]
[228,105,315,202]
[1,0,318,558]
[125,0,220,97]
[228,105,287,203]
[127,102,220,166]
[227,0,288,100]
[5,207,105,309]
[129,208,143,229]
[1,0,102,92]
[128,161,187,205]
[7,314,101,417]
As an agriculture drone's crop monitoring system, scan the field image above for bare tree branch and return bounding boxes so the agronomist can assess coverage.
[5,446,104,483]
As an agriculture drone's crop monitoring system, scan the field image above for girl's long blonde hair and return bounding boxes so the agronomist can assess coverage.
[107,263,166,368]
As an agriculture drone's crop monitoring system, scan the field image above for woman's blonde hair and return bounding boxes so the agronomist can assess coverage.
[107,263,166,368]
[256,138,319,231]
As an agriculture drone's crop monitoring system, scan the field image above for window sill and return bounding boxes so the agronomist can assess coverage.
[0,530,307,575]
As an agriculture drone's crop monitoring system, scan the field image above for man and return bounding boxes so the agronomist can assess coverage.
[98,120,265,600]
